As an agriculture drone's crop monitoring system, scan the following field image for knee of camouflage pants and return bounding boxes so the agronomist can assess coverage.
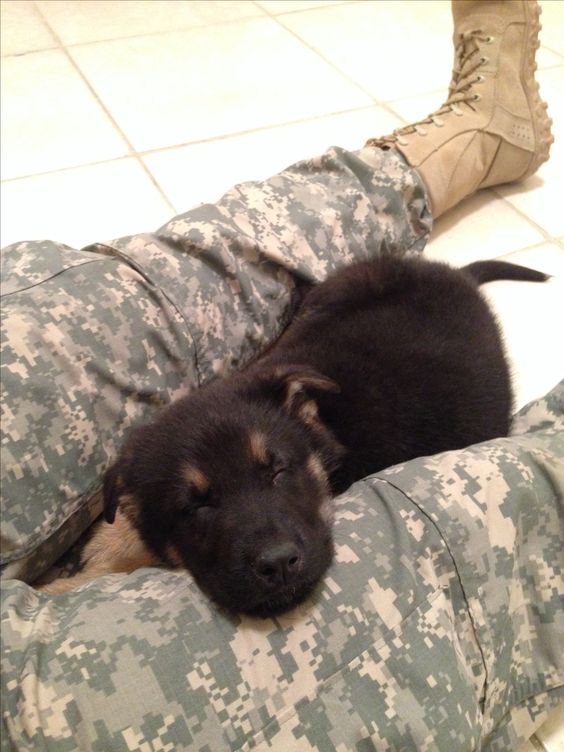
[1,384,562,752]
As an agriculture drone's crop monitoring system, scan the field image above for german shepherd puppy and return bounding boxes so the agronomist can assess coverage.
[40,257,547,615]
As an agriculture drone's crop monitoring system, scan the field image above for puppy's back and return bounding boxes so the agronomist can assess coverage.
[268,256,513,490]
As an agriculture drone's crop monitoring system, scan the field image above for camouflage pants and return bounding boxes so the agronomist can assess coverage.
[1,145,430,580]
[1,385,563,752]
[2,145,562,752]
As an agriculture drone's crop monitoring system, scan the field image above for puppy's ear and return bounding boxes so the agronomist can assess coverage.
[103,460,125,524]
[252,363,340,412]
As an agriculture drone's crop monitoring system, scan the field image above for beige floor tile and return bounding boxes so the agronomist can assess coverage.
[494,66,564,238]
[143,106,403,212]
[0,0,57,56]
[537,45,564,68]
[69,17,370,153]
[279,1,453,102]
[1,159,173,250]
[1,49,128,180]
[540,0,564,57]
[479,244,564,412]
[387,88,446,127]
[257,0,346,13]
[35,0,264,46]
[424,191,544,267]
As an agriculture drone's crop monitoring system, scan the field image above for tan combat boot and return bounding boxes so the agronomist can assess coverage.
[367,0,553,218]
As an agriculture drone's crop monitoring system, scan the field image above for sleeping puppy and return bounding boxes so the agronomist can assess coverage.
[40,256,547,615]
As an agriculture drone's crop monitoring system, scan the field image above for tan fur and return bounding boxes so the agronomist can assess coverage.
[318,496,335,526]
[249,430,269,465]
[306,453,333,525]
[182,464,210,494]
[298,399,319,428]
[38,507,159,595]
[307,453,330,494]
[284,380,303,411]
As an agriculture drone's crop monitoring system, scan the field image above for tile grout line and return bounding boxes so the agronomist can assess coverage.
[540,43,564,62]
[261,7,463,130]
[0,102,395,185]
[16,1,399,203]
[529,733,548,752]
[264,7,388,109]
[10,2,562,248]
[15,5,269,54]
[252,0,359,18]
[495,236,564,256]
[28,1,177,215]
[491,185,563,247]
[2,1,357,59]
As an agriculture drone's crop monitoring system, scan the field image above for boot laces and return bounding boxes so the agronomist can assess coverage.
[368,30,492,148]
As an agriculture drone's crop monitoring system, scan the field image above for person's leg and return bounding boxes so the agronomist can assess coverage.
[367,0,553,218]
[1,146,430,583]
[0,0,551,585]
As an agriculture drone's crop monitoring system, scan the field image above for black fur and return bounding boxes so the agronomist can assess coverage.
[104,256,547,615]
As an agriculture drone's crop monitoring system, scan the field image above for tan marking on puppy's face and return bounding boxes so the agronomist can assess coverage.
[307,453,333,524]
[318,496,335,525]
[307,453,330,493]
[284,380,303,411]
[249,430,269,465]
[182,464,210,494]
[298,399,319,428]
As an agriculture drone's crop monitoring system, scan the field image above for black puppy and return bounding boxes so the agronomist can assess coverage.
[41,256,547,615]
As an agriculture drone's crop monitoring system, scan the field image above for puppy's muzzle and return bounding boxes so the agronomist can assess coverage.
[253,540,303,587]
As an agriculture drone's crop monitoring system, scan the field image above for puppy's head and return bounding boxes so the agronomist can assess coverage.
[103,364,343,617]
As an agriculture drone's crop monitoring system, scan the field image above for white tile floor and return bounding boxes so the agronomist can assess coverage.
[2,0,563,255]
[1,1,563,746]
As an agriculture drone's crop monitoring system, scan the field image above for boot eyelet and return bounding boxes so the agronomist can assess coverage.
[473,94,481,102]
[415,126,428,136]
[480,56,489,65]
[476,74,485,83]
[484,35,495,44]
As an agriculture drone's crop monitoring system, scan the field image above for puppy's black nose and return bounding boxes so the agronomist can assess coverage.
[255,542,302,586]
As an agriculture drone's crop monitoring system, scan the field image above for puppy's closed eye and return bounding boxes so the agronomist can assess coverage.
[183,486,215,511]
[249,430,289,484]
[272,465,287,484]
[178,488,218,529]
[180,464,216,517]
[261,448,288,485]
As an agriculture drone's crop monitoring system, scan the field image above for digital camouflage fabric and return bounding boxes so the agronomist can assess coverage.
[1,143,562,750]
[1,383,562,751]
[0,146,430,582]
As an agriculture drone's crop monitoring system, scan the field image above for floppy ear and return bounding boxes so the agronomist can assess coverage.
[103,460,125,524]
[251,363,340,412]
